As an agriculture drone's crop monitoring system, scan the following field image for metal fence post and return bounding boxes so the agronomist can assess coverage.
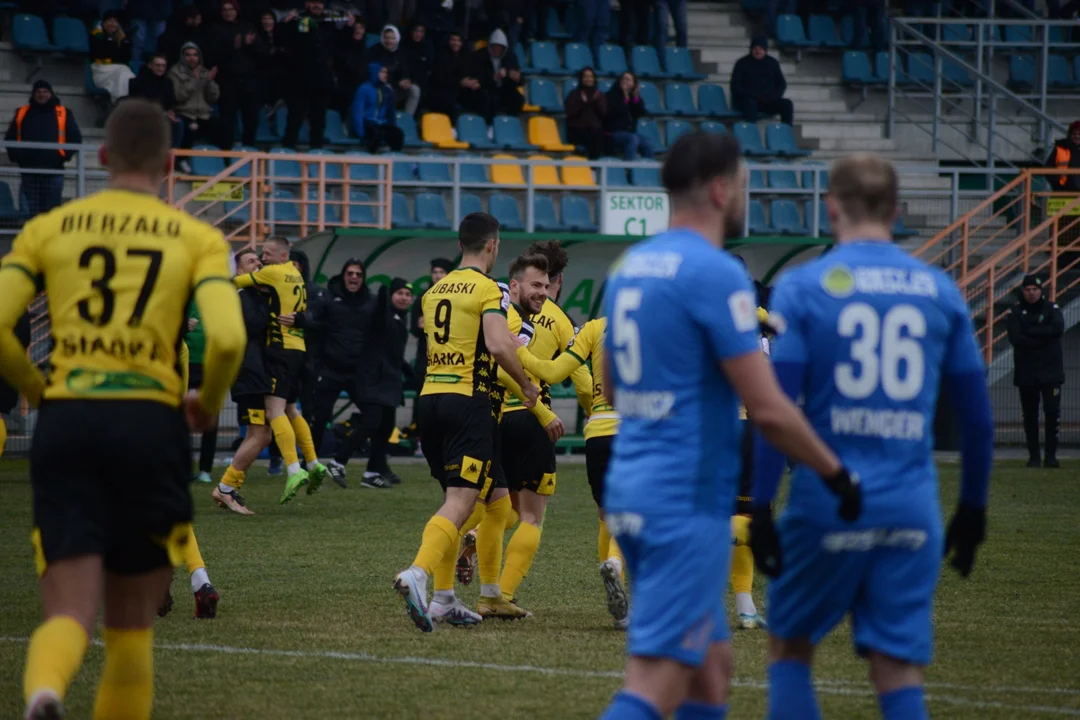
[525,163,535,233]
[933,51,942,154]
[451,158,461,229]
[887,22,897,140]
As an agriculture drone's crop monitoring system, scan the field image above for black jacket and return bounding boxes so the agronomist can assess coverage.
[731,53,786,103]
[363,289,414,407]
[128,67,178,111]
[89,27,132,65]
[369,43,411,86]
[0,312,31,414]
[232,287,272,398]
[159,8,206,64]
[1007,296,1065,387]
[468,46,523,91]
[604,85,647,133]
[401,26,434,91]
[200,18,241,75]
[4,87,82,170]
[280,11,341,90]
[297,273,379,377]
[334,32,370,99]
[1045,139,1080,192]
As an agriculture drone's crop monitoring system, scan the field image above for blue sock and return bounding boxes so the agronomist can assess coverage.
[879,686,927,720]
[675,700,728,719]
[600,691,663,720]
[767,660,821,720]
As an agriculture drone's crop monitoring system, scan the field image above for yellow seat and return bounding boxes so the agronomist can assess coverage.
[528,117,574,153]
[561,155,596,187]
[491,154,525,186]
[527,155,561,186]
[422,113,468,149]
[520,86,540,113]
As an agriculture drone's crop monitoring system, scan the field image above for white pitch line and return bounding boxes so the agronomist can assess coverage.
[2,636,1078,716]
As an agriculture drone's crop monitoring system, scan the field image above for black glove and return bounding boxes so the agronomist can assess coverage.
[821,467,862,523]
[749,507,783,578]
[944,503,986,578]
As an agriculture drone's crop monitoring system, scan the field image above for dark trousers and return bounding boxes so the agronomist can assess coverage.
[284,88,331,149]
[654,0,687,51]
[574,0,611,59]
[363,120,405,153]
[335,404,396,472]
[850,0,886,51]
[620,0,652,49]
[567,126,606,159]
[218,80,262,149]
[1019,385,1061,461]
[19,173,64,218]
[735,95,794,125]
[178,115,223,150]
[188,363,218,474]
[459,83,526,123]
[309,371,366,457]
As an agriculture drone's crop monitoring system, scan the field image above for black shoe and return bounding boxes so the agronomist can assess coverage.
[194,583,219,619]
[1044,457,1060,468]
[157,589,174,618]
[383,470,403,485]
[328,461,348,488]
[360,473,393,489]
[1026,457,1041,468]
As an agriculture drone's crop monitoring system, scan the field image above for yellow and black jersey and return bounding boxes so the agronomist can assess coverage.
[0,188,239,409]
[489,300,532,422]
[420,266,510,399]
[518,317,616,440]
[505,296,592,415]
[234,261,307,351]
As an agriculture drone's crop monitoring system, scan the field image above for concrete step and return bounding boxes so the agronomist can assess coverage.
[800,122,886,140]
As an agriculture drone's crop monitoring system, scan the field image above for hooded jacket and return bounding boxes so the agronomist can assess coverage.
[731,37,786,104]
[1046,123,1080,191]
[169,42,221,119]
[401,22,434,90]
[128,65,178,111]
[1007,292,1065,387]
[296,265,379,378]
[369,25,410,86]
[362,287,413,407]
[4,81,82,170]
[350,63,397,136]
[469,28,521,90]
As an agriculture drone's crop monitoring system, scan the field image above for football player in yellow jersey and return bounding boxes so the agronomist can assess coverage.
[0,99,245,720]
[515,316,629,630]
[0,312,29,461]
[393,212,539,633]
[234,235,327,504]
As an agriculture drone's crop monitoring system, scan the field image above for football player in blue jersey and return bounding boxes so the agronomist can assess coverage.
[750,154,994,720]
[598,132,861,720]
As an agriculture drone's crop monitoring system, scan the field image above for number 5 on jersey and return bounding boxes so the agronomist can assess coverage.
[612,288,643,385]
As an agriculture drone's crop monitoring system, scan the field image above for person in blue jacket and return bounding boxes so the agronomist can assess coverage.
[350,63,404,154]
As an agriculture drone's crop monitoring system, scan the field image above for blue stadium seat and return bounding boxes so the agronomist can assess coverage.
[1004,25,1033,45]
[527,41,566,76]
[630,45,671,79]
[268,148,302,181]
[389,154,416,183]
[631,163,662,187]
[697,84,740,119]
[800,161,829,190]
[365,33,380,48]
[873,51,892,83]
[605,166,632,187]
[943,58,973,87]
[904,52,935,86]
[808,15,845,48]
[598,43,628,77]
[840,15,866,49]
[396,111,432,148]
[490,193,524,231]
[700,120,729,135]
[1048,54,1076,89]
[750,169,766,189]
[771,200,806,235]
[1008,55,1036,90]
[529,78,563,113]
[598,78,614,93]
[13,14,57,51]
[533,194,563,231]
[53,17,88,53]
[941,24,972,42]
[663,47,706,81]
[561,195,597,232]
[223,191,250,224]
[0,180,21,221]
[842,52,874,86]
[460,192,485,217]
[456,114,498,150]
[417,156,452,184]
[346,190,377,225]
[493,115,539,151]
[345,151,379,182]
[636,118,665,152]
[304,148,345,182]
[893,216,919,238]
[564,43,595,75]
[460,161,489,185]
[270,189,300,223]
[776,15,813,47]
[392,192,419,228]
[664,83,702,117]
[637,81,662,114]
[190,146,225,177]
[545,6,571,39]
[766,123,811,158]
[665,119,693,146]
[255,110,280,144]
[1075,57,1080,88]
[415,192,451,229]
[748,200,772,234]
[733,122,774,157]
[804,200,832,236]
[768,168,799,190]
[305,189,340,224]
[323,110,359,146]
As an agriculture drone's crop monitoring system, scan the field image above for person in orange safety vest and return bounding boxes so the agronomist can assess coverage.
[1046,120,1080,192]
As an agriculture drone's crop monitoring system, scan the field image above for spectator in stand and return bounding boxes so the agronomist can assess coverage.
[574,0,611,60]
[426,30,472,119]
[402,20,435,109]
[257,10,286,105]
[334,16,370,113]
[170,42,222,151]
[604,70,652,160]
[280,1,351,148]
[351,63,406,152]
[3,80,81,218]
[565,66,607,159]
[160,5,206,64]
[370,25,422,116]
[201,1,241,73]
[90,11,136,103]
[128,53,184,148]
[461,28,524,121]
[620,0,653,52]
[731,36,794,125]
[127,0,172,65]
[654,0,687,54]
[1046,121,1080,192]
[213,15,270,148]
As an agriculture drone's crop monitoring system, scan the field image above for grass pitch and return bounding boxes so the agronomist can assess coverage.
[0,457,1078,719]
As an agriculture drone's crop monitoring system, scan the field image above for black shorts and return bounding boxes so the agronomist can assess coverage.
[188,362,205,390]
[501,410,557,495]
[418,392,503,501]
[30,400,193,576]
[235,394,266,426]
[736,420,753,515]
[266,348,305,403]
[585,434,613,509]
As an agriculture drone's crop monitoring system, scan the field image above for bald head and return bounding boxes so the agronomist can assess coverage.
[262,235,290,265]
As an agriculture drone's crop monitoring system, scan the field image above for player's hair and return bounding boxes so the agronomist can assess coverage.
[525,240,568,278]
[828,154,898,225]
[458,212,500,252]
[661,131,741,198]
[104,99,171,176]
[235,248,258,262]
[264,235,289,251]
[508,253,549,280]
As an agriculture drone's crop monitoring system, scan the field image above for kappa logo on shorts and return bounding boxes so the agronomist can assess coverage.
[461,456,482,484]
[248,409,266,425]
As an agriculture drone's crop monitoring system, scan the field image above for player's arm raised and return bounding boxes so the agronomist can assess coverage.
[190,235,247,422]
[0,225,47,405]
[483,311,539,406]
[516,344,585,386]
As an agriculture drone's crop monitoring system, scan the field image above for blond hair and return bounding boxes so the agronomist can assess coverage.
[829,154,898,225]
[104,99,171,176]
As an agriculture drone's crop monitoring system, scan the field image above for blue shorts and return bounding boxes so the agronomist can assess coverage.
[767,515,943,666]
[610,512,731,667]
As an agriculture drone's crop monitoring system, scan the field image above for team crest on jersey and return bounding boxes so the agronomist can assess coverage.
[821,265,856,298]
[728,290,757,332]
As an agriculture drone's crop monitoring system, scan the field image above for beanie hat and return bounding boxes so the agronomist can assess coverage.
[1070,120,1080,134]
[1021,274,1042,289]
[751,36,768,52]
[390,277,412,294]
[430,257,454,273]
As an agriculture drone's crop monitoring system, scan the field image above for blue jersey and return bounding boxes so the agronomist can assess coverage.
[769,242,984,528]
[603,230,762,517]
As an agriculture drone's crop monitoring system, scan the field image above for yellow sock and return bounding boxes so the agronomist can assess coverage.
[289,414,317,464]
[499,521,541,601]
[92,628,153,720]
[182,526,205,576]
[432,533,459,593]
[269,415,299,467]
[477,495,511,592]
[411,515,458,577]
[23,616,88,706]
[731,518,754,597]
[0,416,7,461]
[462,502,485,535]
[608,536,625,581]
[221,465,245,490]
[598,520,613,564]
[506,508,520,532]
[731,514,751,547]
